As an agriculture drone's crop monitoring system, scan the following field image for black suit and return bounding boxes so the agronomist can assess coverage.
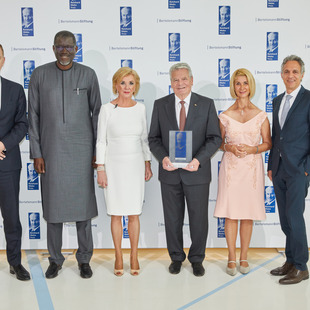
[268,85,310,271]
[0,77,28,265]
[149,92,222,262]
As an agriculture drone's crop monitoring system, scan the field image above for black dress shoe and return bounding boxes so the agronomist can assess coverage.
[279,267,309,285]
[169,261,182,274]
[192,262,205,277]
[10,264,31,281]
[45,262,62,279]
[79,263,93,279]
[270,261,294,276]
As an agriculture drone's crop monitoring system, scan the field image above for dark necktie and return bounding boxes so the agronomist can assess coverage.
[179,101,186,131]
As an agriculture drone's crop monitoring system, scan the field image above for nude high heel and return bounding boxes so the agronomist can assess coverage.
[114,269,124,277]
[226,260,237,276]
[240,260,250,274]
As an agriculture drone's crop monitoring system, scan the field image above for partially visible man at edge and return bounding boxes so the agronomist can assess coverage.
[268,55,310,285]
[0,44,30,281]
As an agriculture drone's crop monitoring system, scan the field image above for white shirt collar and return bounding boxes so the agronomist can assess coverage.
[174,92,192,106]
[284,85,301,101]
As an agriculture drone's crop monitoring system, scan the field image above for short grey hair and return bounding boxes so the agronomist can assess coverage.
[169,63,193,80]
[281,55,305,74]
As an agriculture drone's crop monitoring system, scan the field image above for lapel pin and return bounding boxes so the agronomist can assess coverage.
[194,104,197,107]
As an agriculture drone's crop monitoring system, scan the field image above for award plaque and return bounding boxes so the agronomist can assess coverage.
[169,130,192,168]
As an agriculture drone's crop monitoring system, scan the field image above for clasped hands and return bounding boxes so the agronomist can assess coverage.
[231,144,252,158]
[162,156,199,172]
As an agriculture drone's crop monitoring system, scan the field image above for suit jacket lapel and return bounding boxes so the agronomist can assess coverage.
[165,94,179,130]
[0,77,9,114]
[283,86,305,127]
[184,93,198,130]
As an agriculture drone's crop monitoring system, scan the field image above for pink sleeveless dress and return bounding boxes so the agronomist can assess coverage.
[214,111,267,220]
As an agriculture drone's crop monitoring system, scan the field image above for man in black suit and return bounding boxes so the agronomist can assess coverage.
[148,63,222,276]
[268,55,310,285]
[0,44,29,280]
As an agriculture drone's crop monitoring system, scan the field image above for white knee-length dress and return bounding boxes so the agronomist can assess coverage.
[96,102,151,215]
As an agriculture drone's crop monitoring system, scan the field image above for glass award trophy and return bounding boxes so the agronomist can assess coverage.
[169,131,192,168]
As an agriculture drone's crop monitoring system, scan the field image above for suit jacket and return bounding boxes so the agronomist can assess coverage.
[268,85,310,177]
[148,92,222,185]
[0,77,28,171]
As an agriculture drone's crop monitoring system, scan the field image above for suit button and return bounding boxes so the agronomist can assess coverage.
[280,137,283,140]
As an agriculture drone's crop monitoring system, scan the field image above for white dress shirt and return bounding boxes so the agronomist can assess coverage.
[175,93,191,128]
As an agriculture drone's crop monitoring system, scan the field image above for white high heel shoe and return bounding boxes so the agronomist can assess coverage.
[226,261,237,276]
[240,260,250,274]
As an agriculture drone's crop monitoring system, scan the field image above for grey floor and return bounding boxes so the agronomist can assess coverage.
[0,248,309,310]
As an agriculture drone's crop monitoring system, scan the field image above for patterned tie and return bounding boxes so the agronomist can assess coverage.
[179,101,186,131]
[280,94,292,128]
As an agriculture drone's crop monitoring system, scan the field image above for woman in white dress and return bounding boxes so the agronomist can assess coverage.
[96,67,152,276]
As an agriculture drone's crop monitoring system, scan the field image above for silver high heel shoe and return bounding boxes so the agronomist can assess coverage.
[239,260,250,274]
[226,260,237,276]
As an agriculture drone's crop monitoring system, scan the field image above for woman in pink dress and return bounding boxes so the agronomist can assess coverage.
[214,68,272,276]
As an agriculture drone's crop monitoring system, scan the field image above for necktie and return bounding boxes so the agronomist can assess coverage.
[179,101,186,131]
[280,94,292,128]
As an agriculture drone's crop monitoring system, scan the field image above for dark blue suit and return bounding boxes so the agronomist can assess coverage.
[0,77,28,265]
[268,85,310,271]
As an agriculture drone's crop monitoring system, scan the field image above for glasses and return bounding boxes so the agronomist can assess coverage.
[54,45,76,53]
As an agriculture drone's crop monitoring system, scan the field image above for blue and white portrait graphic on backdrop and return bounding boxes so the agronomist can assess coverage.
[266,32,278,61]
[217,218,225,238]
[169,85,173,94]
[23,60,35,89]
[168,0,180,9]
[218,59,230,87]
[219,6,231,35]
[27,163,39,190]
[120,7,132,36]
[74,33,83,63]
[70,0,81,10]
[267,0,279,8]
[169,33,180,62]
[28,212,40,239]
[121,59,133,68]
[123,216,129,238]
[265,186,276,213]
[266,84,277,112]
[21,7,34,37]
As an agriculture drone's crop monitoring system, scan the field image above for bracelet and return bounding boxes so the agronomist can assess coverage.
[97,165,105,172]
[255,146,259,154]
[223,144,227,152]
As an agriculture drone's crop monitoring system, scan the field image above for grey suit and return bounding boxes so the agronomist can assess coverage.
[149,92,222,262]
[0,77,28,265]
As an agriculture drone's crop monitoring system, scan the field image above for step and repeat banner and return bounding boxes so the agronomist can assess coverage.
[0,0,310,250]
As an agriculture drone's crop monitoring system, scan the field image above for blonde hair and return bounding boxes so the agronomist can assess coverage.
[229,68,256,99]
[112,67,140,96]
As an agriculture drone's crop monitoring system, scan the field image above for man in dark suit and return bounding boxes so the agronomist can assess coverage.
[268,55,310,285]
[0,44,30,281]
[148,63,222,276]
